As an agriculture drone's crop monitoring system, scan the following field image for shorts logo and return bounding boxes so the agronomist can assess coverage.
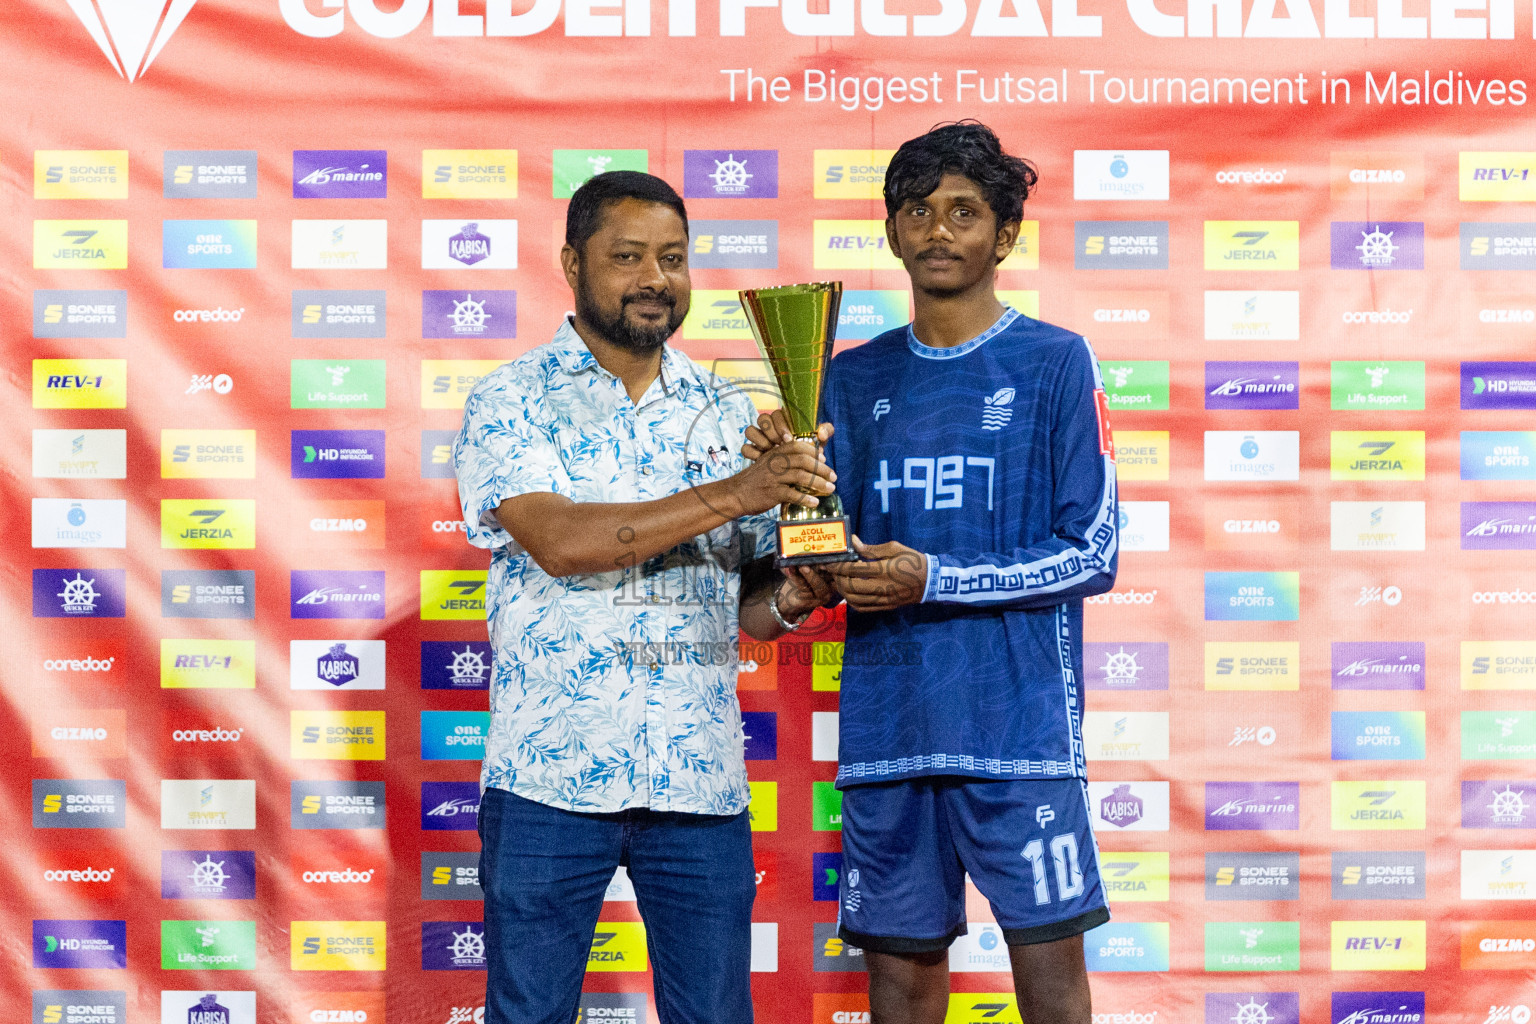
[33,290,127,338]
[161,780,256,830]
[1205,782,1300,830]
[421,711,490,760]
[1085,642,1169,691]
[422,290,516,339]
[814,220,901,270]
[291,710,386,761]
[423,150,517,198]
[421,641,492,690]
[1076,221,1169,270]
[291,780,386,830]
[1084,922,1171,972]
[421,782,480,830]
[551,149,648,198]
[291,430,385,479]
[1331,922,1426,971]
[1462,223,1536,270]
[1204,221,1298,270]
[1333,852,1427,900]
[290,922,386,971]
[1205,362,1299,410]
[1206,852,1299,901]
[684,150,778,198]
[33,359,127,410]
[291,220,388,269]
[813,150,891,199]
[422,220,517,269]
[162,220,257,268]
[33,568,127,619]
[292,290,386,339]
[1332,781,1427,830]
[688,219,778,269]
[293,150,387,199]
[33,780,126,829]
[1330,222,1424,270]
[164,150,258,198]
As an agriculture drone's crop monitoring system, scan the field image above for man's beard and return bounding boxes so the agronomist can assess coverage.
[575,275,686,354]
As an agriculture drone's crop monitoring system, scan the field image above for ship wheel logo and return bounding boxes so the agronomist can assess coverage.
[57,572,100,613]
[1230,998,1274,1024]
[450,295,491,335]
[1102,646,1141,685]
[709,155,753,194]
[1356,225,1399,265]
[189,855,229,891]
[1490,785,1528,823]
[450,927,486,964]
[450,646,489,685]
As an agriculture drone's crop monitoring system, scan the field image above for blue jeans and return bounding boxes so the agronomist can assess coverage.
[478,786,756,1024]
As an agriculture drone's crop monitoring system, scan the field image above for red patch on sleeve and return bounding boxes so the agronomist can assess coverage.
[1094,388,1115,460]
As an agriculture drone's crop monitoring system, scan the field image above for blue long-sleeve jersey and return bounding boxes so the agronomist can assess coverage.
[824,307,1118,788]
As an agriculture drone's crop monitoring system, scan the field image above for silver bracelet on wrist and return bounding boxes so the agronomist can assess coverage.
[769,584,810,633]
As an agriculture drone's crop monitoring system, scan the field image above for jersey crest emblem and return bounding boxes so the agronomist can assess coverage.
[981,387,1015,431]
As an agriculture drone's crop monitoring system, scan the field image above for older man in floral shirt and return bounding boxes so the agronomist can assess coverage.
[453,171,834,1024]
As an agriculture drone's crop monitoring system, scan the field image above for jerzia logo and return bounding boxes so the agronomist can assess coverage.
[68,0,198,81]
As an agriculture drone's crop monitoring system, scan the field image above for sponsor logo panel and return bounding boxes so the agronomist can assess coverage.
[1204,221,1299,271]
[1204,290,1300,340]
[1461,153,1536,201]
[1462,222,1536,270]
[291,710,386,760]
[1205,922,1301,971]
[293,150,387,198]
[1330,151,1425,200]
[291,640,385,690]
[165,150,258,199]
[1332,851,1427,900]
[1099,360,1169,411]
[1204,499,1300,551]
[1204,572,1300,622]
[1205,782,1300,831]
[1329,222,1424,270]
[1463,361,1536,410]
[813,150,891,199]
[291,359,386,410]
[1465,712,1536,759]
[1463,780,1536,829]
[1082,712,1169,761]
[161,919,257,970]
[421,711,489,760]
[162,569,255,620]
[1463,290,1536,340]
[1463,502,1536,551]
[291,429,384,479]
[1462,850,1536,901]
[33,289,127,338]
[33,920,126,969]
[1329,432,1425,481]
[421,641,492,690]
[161,850,256,900]
[1118,501,1168,552]
[34,220,128,269]
[1330,501,1425,551]
[34,151,128,199]
[291,921,387,971]
[292,847,387,899]
[33,568,126,618]
[1073,150,1169,200]
[1089,781,1170,831]
[1203,641,1299,691]
[33,780,126,829]
[1465,641,1536,690]
[160,991,256,1024]
[161,429,256,479]
[1332,361,1425,411]
[1207,993,1300,1024]
[1332,642,1426,691]
[1329,992,1426,1024]
[31,708,126,758]
[32,498,127,549]
[160,499,256,550]
[1463,432,1536,481]
[33,359,126,409]
[835,289,907,341]
[423,289,515,339]
[578,993,649,1020]
[1113,431,1168,481]
[162,713,248,755]
[1331,922,1426,970]
[743,710,777,760]
[288,992,385,1024]
[689,219,778,269]
[813,921,865,973]
[161,779,257,829]
[292,781,387,830]
[684,149,778,198]
[296,499,385,550]
[423,149,517,199]
[1331,781,1427,830]
[683,290,753,340]
[1098,852,1169,902]
[422,782,480,830]
[162,219,257,268]
[1205,361,1299,410]
[421,429,458,478]
[421,921,487,970]
[1203,431,1300,482]
[421,570,487,620]
[291,220,388,269]
[1083,922,1171,972]
[38,851,124,895]
[422,220,517,269]
[1076,293,1171,344]
[813,220,901,270]
[551,149,648,198]
[422,851,484,901]
[1331,712,1427,760]
[812,992,869,1024]
[1075,221,1168,270]
[292,289,386,338]
[33,429,127,480]
[422,360,503,409]
[755,780,782,831]
[1463,922,1536,969]
[33,990,128,1024]
[583,922,647,973]
[1205,852,1300,901]
[1085,642,1168,691]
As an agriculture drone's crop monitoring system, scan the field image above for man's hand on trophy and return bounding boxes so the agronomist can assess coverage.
[727,436,836,515]
[741,409,833,463]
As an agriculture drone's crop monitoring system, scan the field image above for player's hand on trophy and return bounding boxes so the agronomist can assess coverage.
[727,432,835,514]
[825,535,928,610]
[742,409,833,463]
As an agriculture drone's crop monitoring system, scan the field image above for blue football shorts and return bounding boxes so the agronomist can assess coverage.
[837,776,1110,953]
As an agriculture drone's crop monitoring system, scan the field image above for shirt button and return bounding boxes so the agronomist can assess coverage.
[641,466,653,475]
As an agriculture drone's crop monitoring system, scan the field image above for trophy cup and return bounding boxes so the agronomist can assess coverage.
[739,281,858,568]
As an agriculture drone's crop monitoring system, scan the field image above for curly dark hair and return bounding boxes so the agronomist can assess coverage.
[883,120,1039,227]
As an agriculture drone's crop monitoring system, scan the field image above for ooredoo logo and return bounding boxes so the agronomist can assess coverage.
[40,852,122,894]
[295,850,385,892]
[173,306,245,323]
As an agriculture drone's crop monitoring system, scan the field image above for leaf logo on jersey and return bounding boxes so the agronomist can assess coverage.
[981,388,1015,431]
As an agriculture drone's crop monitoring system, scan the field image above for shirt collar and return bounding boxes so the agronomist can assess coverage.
[907,306,1020,360]
[551,317,698,400]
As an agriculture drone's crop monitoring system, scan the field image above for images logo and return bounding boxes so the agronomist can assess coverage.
[292,290,386,339]
[422,851,484,901]
[291,430,385,479]
[291,921,386,971]
[814,150,891,199]
[162,569,255,620]
[33,921,126,970]
[292,150,386,199]
[1331,712,1427,761]
[1205,852,1299,901]
[1333,851,1426,900]
[1073,150,1169,200]
[165,150,257,198]
[422,220,517,269]
[291,780,386,830]
[160,850,256,900]
[1463,432,1536,481]
[1205,361,1299,410]
[34,289,127,339]
[1332,642,1426,690]
[160,639,255,689]
[1204,221,1299,270]
[162,429,255,479]
[421,640,493,690]
[1331,921,1425,971]
[1332,781,1427,830]
[421,782,480,830]
[422,290,516,339]
[1076,221,1169,270]
[291,220,388,269]
[1084,642,1169,691]
[423,150,517,199]
[689,219,778,269]
[684,150,778,198]
[421,711,490,760]
[31,498,127,549]
[420,570,487,620]
[1112,431,1168,482]
[1203,642,1300,691]
[814,220,902,270]
[1117,502,1169,552]
[291,639,386,690]
[1204,572,1300,622]
[1463,502,1536,550]
[1099,360,1170,411]
[1083,922,1171,972]
[162,220,257,269]
[292,710,386,761]
[1330,222,1424,270]
[1203,431,1301,482]
[160,499,255,550]
[33,359,126,410]
[32,568,126,619]
[33,780,126,829]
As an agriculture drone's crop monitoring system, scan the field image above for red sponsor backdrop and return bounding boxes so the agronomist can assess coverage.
[7,1,1536,1021]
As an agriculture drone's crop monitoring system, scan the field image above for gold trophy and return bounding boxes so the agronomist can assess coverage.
[739,281,858,568]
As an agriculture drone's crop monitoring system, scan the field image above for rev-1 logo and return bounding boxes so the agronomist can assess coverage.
[874,456,996,512]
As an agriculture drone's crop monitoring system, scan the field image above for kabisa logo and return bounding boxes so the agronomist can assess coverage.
[33,568,126,619]
[33,290,127,339]
[162,220,258,269]
[165,150,258,199]
[291,430,385,479]
[1204,362,1299,411]
[420,570,487,620]
[33,920,127,970]
[33,990,128,1024]
[291,780,387,830]
[1204,221,1299,270]
[1205,782,1301,830]
[1332,642,1427,691]
[422,641,493,690]
[290,640,386,690]
[292,710,386,761]
[33,780,127,830]
[422,782,481,830]
[63,0,198,80]
[422,922,488,970]
[1330,991,1426,1024]
[1092,782,1166,830]
[1084,642,1169,692]
[422,290,516,339]
[161,850,257,900]
[1330,222,1425,270]
[422,220,518,269]
[684,150,778,198]
[1075,221,1169,270]
[291,921,386,972]
[293,290,387,339]
[163,990,257,1024]
[1333,852,1427,901]
[293,150,387,199]
[421,711,490,760]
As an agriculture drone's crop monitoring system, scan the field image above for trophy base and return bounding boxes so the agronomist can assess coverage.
[776,516,858,568]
